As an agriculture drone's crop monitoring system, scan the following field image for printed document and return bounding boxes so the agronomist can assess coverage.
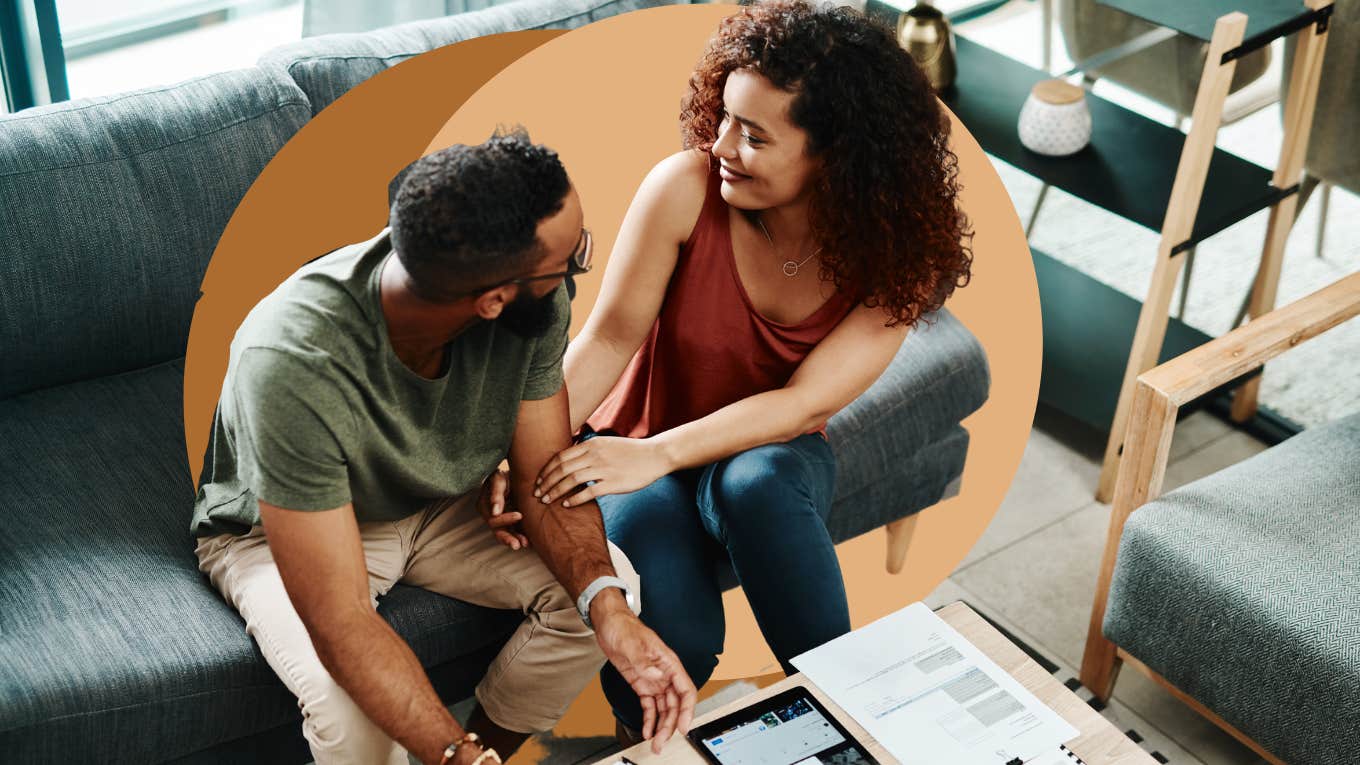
[791,603,1078,764]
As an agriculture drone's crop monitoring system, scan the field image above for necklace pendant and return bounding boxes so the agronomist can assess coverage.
[783,261,800,277]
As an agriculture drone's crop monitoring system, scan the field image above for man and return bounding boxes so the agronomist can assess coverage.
[192,128,696,765]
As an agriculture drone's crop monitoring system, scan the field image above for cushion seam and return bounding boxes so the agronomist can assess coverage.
[0,100,310,180]
[0,71,303,124]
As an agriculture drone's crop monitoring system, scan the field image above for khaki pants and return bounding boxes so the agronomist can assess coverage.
[196,491,639,765]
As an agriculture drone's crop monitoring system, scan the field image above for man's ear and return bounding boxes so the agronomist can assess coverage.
[473,286,515,321]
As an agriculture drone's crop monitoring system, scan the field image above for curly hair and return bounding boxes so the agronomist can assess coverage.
[680,0,972,327]
[390,125,570,300]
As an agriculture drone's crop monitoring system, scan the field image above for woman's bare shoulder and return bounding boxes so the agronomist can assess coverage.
[636,149,712,244]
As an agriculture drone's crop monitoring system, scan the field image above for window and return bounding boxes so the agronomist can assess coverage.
[1,0,301,109]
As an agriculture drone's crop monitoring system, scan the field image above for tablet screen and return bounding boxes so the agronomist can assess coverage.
[696,694,874,765]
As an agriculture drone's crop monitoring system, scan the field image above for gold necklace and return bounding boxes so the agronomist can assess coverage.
[755,215,821,277]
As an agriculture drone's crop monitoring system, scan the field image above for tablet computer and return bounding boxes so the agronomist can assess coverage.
[686,686,879,765]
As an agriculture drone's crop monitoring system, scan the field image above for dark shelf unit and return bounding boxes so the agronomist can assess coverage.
[943,36,1286,254]
[1033,250,1263,432]
[941,35,1293,434]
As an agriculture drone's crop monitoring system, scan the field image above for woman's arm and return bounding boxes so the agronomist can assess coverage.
[565,150,711,431]
[536,302,911,505]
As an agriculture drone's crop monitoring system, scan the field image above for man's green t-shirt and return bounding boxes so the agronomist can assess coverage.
[191,229,570,537]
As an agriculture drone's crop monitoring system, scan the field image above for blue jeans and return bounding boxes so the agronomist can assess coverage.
[591,431,849,731]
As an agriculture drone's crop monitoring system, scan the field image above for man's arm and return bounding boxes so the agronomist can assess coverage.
[258,501,469,765]
[510,387,697,750]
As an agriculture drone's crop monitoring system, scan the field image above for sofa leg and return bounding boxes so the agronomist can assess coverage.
[884,515,918,574]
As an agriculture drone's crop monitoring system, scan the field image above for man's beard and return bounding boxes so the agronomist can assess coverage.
[496,285,561,338]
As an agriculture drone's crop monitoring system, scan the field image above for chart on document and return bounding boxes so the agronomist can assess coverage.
[792,603,1078,764]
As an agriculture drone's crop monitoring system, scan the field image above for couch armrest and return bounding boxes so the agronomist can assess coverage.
[1081,269,1360,698]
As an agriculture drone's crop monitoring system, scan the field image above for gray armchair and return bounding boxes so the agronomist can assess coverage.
[1081,270,1360,764]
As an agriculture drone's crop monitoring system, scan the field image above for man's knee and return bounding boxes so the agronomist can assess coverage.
[297,673,403,763]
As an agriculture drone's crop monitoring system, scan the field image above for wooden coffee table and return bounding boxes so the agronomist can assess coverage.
[601,602,1155,765]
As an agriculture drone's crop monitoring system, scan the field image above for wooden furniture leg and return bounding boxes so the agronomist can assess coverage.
[1082,380,1178,699]
[1231,0,1331,423]
[1096,12,1247,502]
[885,514,918,574]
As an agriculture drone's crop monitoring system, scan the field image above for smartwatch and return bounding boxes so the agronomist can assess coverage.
[576,575,635,629]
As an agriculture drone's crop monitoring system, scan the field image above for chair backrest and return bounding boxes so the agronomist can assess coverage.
[1057,0,1271,115]
[1284,0,1359,192]
[0,69,312,401]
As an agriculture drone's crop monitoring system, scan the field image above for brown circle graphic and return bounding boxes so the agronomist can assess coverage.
[183,3,1039,752]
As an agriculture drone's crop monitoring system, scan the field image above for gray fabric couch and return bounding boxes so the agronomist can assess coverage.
[0,0,989,761]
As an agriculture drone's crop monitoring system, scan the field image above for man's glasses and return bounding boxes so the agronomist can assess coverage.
[475,228,593,294]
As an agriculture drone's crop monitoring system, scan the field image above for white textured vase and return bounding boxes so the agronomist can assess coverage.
[1018,79,1092,157]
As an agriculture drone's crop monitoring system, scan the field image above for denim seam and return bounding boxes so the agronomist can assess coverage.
[0,100,309,180]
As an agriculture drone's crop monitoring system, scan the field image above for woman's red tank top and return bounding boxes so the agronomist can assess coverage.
[587,167,857,439]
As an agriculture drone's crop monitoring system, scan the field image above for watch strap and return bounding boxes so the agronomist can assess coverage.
[576,575,632,629]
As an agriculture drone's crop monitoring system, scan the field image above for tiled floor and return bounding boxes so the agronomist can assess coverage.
[924,408,1270,765]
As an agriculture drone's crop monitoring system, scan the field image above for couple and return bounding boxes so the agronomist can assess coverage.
[190,2,973,764]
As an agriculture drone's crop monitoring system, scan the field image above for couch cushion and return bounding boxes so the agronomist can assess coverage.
[0,361,520,763]
[260,0,687,115]
[0,69,313,401]
[827,307,989,516]
[1103,411,1360,764]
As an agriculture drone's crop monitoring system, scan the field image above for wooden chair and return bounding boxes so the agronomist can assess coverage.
[1081,270,1360,764]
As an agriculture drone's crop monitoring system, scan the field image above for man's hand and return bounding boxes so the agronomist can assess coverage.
[591,592,697,753]
[533,436,673,508]
[478,469,529,550]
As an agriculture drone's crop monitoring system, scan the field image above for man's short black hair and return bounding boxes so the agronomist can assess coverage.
[390,126,571,300]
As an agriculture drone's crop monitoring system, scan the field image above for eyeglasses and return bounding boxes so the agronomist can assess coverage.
[474,228,593,294]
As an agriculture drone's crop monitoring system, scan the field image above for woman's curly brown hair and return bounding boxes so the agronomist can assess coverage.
[680,0,973,327]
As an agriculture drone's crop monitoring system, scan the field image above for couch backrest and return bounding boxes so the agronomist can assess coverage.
[260,0,687,116]
[0,68,312,401]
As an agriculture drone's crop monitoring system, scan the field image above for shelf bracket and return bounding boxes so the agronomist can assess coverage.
[1221,4,1334,64]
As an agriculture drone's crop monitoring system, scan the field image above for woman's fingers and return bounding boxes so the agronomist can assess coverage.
[559,483,601,508]
[539,464,599,504]
[494,530,522,550]
[534,443,590,487]
[535,450,592,497]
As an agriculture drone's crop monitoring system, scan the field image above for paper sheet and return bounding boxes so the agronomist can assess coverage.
[791,603,1078,764]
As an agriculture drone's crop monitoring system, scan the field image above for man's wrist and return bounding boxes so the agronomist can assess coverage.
[588,586,634,628]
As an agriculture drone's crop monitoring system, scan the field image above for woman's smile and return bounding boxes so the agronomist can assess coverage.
[718,164,752,183]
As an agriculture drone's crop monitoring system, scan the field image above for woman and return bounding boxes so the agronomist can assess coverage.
[532,0,973,740]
